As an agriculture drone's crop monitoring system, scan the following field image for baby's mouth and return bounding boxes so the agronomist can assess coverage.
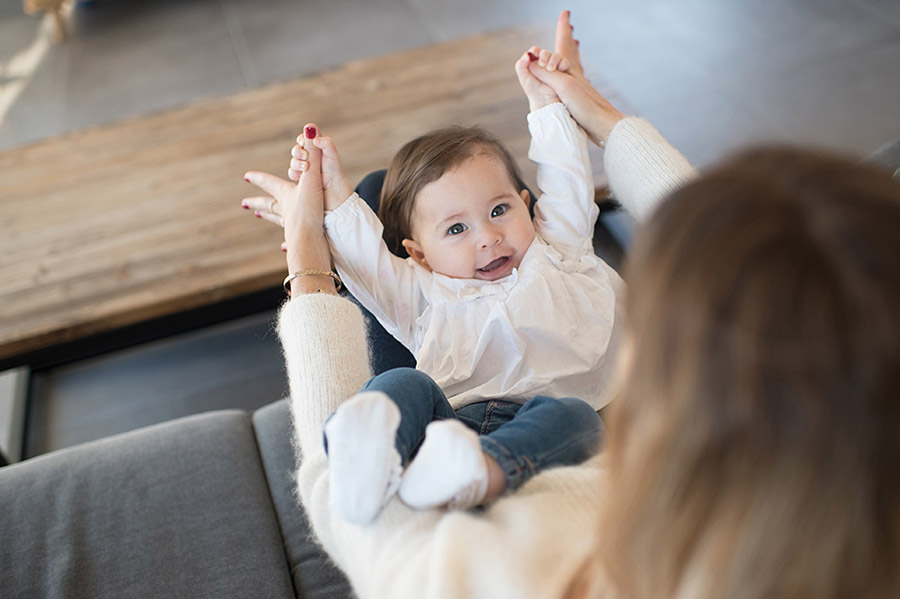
[478,256,510,274]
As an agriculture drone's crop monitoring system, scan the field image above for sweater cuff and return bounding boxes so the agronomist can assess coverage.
[604,117,696,222]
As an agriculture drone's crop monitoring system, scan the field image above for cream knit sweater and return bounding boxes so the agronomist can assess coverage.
[277,117,695,599]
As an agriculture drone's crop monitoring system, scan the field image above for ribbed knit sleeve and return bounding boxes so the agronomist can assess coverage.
[277,293,372,458]
[604,117,697,222]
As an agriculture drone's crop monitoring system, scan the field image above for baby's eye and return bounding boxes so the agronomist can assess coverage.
[447,223,468,236]
[491,204,509,218]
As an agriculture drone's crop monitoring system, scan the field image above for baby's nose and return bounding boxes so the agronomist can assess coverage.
[479,226,502,248]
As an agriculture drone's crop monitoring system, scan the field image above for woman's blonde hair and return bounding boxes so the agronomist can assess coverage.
[598,147,900,598]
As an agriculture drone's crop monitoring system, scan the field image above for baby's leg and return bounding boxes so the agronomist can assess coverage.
[324,368,455,524]
[399,397,601,510]
[481,396,603,493]
[360,367,456,464]
[398,419,494,510]
[324,391,403,525]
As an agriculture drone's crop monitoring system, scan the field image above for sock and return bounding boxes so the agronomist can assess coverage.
[323,391,403,525]
[398,419,489,510]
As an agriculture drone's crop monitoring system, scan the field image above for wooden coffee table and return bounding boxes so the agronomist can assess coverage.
[0,26,615,461]
[1,28,558,366]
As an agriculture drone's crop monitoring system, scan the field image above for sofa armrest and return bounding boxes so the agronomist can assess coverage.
[253,399,354,599]
[0,410,295,599]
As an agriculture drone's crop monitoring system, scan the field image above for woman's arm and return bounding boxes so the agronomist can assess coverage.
[244,124,425,350]
[530,11,627,148]
[243,122,338,296]
[603,118,696,221]
[529,11,697,221]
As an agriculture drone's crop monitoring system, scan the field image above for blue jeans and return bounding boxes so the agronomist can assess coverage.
[361,368,604,492]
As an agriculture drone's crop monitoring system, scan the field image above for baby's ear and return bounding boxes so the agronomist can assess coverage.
[402,238,431,271]
[519,189,531,209]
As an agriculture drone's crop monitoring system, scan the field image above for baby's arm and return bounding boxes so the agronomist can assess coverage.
[527,12,695,220]
[325,197,426,352]
[516,49,597,255]
[287,132,426,350]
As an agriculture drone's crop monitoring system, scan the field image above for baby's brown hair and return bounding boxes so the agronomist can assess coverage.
[379,127,523,256]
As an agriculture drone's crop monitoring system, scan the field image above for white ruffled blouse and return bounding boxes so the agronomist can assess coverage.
[324,104,685,410]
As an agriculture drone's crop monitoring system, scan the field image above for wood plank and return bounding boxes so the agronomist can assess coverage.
[1,26,605,362]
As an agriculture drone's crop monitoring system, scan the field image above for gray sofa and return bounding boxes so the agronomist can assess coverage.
[0,399,354,599]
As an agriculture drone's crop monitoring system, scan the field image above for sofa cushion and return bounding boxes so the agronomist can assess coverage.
[252,399,354,599]
[0,410,295,599]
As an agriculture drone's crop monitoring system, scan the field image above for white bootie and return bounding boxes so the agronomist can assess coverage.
[398,419,489,510]
[324,392,403,525]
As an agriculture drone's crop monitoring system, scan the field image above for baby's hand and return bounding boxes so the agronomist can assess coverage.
[514,47,571,112]
[288,127,353,213]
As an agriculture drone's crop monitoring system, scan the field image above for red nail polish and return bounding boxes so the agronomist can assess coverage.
[242,204,249,209]
[527,51,538,62]
[255,211,261,218]
[305,125,317,139]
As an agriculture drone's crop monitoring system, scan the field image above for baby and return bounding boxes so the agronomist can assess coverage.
[252,48,623,524]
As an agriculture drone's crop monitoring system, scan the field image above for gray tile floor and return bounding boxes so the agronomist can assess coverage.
[2,0,899,456]
[3,0,899,162]
[25,311,287,456]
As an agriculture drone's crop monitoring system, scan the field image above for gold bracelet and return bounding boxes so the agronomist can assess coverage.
[283,269,343,296]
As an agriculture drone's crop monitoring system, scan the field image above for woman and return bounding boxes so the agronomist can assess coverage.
[244,11,900,599]
[593,144,900,598]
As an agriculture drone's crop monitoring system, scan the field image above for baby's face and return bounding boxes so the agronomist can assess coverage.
[403,153,535,281]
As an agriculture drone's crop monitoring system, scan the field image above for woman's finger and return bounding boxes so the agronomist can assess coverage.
[290,157,308,172]
[241,196,275,212]
[291,145,307,160]
[256,209,284,227]
[245,196,281,215]
[288,168,302,182]
[554,10,583,74]
[244,171,291,197]
[296,123,324,214]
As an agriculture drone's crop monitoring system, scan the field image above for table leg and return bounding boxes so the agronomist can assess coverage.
[0,367,29,465]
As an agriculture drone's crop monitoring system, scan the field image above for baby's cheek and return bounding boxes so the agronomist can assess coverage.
[520,225,537,249]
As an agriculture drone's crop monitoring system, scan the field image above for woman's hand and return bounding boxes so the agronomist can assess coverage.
[242,123,337,295]
[528,11,626,146]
